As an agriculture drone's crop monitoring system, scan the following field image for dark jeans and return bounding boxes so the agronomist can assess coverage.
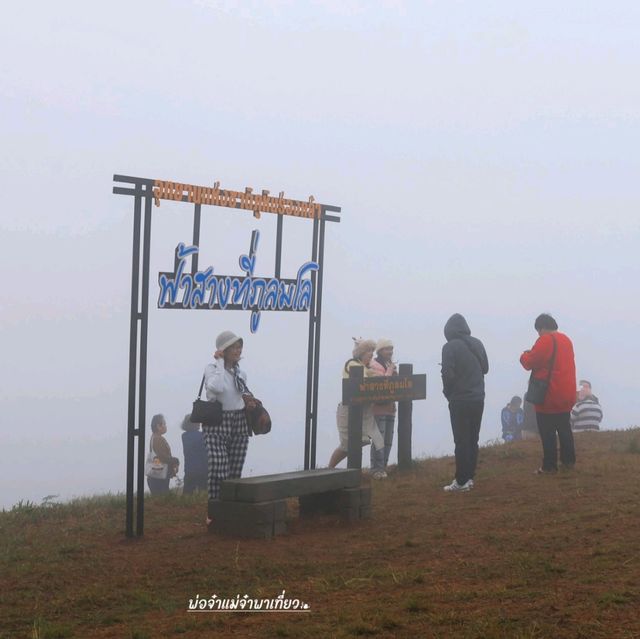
[370,415,395,471]
[536,412,576,471]
[147,476,170,495]
[449,400,484,485]
[183,472,207,495]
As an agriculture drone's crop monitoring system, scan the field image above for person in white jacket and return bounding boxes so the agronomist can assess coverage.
[202,331,250,504]
[328,338,384,468]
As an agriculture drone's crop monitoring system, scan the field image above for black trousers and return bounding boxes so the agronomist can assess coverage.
[147,476,170,495]
[449,400,484,485]
[536,412,576,471]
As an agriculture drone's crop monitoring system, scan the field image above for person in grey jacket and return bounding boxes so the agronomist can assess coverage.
[441,313,489,492]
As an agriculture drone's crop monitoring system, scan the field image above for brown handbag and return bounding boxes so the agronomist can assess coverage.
[242,394,272,436]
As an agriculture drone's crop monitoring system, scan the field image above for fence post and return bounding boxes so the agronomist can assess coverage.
[397,363,413,470]
[347,366,364,469]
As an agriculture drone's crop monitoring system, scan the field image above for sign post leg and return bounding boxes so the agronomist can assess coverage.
[347,366,364,469]
[397,363,413,471]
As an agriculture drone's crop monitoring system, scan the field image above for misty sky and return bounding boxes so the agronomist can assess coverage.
[2,1,639,509]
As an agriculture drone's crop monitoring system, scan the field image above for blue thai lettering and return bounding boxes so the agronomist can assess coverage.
[250,310,261,333]
[207,277,218,308]
[263,278,279,310]
[231,277,252,309]
[158,243,194,306]
[191,267,214,308]
[217,277,232,309]
[249,279,266,306]
[293,262,318,309]
[277,281,295,310]
[238,254,256,277]
[179,272,194,308]
[157,233,318,332]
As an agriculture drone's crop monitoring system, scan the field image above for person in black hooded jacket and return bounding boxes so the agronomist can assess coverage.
[441,313,489,492]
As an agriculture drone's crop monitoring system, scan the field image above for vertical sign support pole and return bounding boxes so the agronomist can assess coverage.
[347,366,364,469]
[310,209,327,469]
[304,216,320,470]
[135,186,153,537]
[125,193,142,538]
[192,203,201,274]
[274,213,283,278]
[397,363,414,471]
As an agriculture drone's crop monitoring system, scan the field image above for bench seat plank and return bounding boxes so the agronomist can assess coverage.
[220,468,360,502]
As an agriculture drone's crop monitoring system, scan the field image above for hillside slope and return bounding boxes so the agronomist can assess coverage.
[2,429,640,639]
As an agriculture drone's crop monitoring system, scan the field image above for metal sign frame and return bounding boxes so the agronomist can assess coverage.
[113,174,340,537]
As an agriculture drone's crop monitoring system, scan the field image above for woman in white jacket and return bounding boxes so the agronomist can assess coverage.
[202,331,250,504]
[328,338,384,468]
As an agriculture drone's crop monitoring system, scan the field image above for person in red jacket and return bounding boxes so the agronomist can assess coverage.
[520,313,577,474]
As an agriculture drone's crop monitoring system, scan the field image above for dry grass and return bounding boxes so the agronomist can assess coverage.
[2,428,640,639]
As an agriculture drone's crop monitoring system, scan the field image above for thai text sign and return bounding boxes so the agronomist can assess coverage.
[157,230,317,333]
[153,179,321,219]
[342,375,427,405]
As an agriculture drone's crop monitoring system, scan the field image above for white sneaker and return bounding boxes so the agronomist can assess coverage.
[372,470,388,480]
[443,479,472,492]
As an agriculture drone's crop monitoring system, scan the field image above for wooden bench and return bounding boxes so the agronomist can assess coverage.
[208,468,371,539]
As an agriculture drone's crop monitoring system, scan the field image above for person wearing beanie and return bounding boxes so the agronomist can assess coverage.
[441,314,489,492]
[202,330,251,512]
[369,338,397,479]
[520,313,577,474]
[571,380,603,433]
[328,338,384,468]
[501,396,525,442]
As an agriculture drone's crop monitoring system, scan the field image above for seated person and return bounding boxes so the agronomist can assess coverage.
[501,396,524,442]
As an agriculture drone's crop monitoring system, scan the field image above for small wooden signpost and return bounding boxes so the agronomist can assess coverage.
[342,364,427,471]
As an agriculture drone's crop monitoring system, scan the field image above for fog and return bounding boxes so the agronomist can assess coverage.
[2,1,639,509]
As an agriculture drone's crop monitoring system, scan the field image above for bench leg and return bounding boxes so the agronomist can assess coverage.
[299,486,372,521]
[208,499,288,539]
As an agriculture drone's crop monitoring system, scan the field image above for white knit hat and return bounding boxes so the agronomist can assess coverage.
[376,338,393,352]
[216,330,242,352]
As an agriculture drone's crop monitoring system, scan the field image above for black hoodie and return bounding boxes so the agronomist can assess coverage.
[441,314,489,401]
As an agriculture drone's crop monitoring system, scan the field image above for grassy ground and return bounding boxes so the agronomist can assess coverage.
[2,428,640,639]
